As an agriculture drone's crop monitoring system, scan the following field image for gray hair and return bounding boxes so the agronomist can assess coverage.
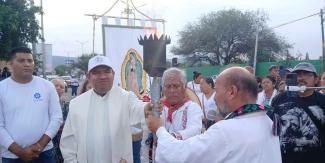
[162,67,187,86]
[51,78,66,87]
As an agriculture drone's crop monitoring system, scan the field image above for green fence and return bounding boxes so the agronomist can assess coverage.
[184,60,324,81]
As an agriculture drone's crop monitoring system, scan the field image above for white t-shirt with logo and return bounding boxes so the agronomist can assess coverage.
[0,76,63,158]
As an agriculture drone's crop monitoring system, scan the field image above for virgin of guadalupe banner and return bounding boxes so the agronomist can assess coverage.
[121,48,147,97]
[102,23,157,97]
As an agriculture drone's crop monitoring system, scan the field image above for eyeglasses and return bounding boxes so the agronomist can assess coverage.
[164,84,183,90]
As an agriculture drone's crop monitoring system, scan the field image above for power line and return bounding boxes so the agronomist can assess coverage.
[271,12,320,29]
[253,11,322,72]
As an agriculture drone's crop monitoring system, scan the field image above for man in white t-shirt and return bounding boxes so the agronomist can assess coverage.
[0,47,63,162]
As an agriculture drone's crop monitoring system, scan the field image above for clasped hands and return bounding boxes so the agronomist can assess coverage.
[144,101,165,133]
[18,143,43,162]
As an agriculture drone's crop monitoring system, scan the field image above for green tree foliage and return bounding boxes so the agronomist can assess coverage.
[171,9,292,66]
[0,0,40,60]
[74,54,95,72]
[55,64,71,76]
[55,65,66,76]
[305,52,310,60]
[32,53,42,71]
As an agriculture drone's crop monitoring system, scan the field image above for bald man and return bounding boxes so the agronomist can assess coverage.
[147,67,282,163]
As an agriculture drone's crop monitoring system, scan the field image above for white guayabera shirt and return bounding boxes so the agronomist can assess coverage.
[155,111,282,163]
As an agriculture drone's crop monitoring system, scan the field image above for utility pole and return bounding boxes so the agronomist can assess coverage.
[321,9,325,71]
[85,14,99,55]
[126,0,130,19]
[76,40,88,55]
[253,12,321,74]
[29,0,37,57]
[40,0,46,78]
[253,30,259,75]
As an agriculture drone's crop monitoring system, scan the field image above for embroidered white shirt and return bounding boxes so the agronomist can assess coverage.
[161,101,203,140]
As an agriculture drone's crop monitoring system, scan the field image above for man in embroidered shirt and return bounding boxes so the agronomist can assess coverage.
[0,47,63,162]
[160,68,203,140]
[147,67,281,163]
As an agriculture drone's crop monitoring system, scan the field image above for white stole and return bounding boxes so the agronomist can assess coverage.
[86,91,112,163]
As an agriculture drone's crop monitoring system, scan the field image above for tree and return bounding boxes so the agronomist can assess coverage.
[305,52,310,60]
[0,0,40,60]
[32,53,43,74]
[55,65,69,76]
[74,54,95,72]
[171,9,292,66]
[295,51,303,60]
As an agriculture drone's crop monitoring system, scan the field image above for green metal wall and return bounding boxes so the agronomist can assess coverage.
[184,60,324,81]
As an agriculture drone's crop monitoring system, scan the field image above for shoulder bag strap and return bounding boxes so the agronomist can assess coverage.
[201,94,208,128]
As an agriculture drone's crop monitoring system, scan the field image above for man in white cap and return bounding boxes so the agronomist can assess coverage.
[60,55,150,163]
[271,62,325,163]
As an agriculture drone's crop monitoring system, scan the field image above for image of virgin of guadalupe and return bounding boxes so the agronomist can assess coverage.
[121,49,146,98]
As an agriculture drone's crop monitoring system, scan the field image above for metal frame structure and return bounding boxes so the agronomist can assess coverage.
[85,0,166,55]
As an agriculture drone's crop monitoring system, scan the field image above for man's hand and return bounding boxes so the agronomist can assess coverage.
[144,101,164,118]
[144,103,153,118]
[147,115,163,133]
[17,147,39,162]
[156,100,164,113]
[9,142,38,162]
[29,143,43,155]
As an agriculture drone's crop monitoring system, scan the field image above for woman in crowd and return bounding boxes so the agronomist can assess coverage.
[79,79,92,95]
[51,79,69,163]
[256,76,263,93]
[257,76,278,106]
[199,77,218,129]
[187,71,202,96]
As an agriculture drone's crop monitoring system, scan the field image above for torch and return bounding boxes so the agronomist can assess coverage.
[138,34,171,116]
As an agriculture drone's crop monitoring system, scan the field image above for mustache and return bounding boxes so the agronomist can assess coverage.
[297,80,307,85]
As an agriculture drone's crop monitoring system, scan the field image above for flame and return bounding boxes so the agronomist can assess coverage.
[144,24,162,37]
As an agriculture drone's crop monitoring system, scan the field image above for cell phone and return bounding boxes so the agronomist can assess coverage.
[285,73,298,97]
[286,73,298,86]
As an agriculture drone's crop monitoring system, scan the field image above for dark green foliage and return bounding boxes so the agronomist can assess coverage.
[0,0,40,60]
[171,9,292,66]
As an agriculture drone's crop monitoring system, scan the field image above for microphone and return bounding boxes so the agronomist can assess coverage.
[285,86,306,92]
[285,86,325,92]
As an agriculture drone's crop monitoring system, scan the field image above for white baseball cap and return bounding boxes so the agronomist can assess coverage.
[88,55,112,72]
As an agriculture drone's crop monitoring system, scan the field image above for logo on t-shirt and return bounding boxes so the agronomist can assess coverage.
[33,92,43,102]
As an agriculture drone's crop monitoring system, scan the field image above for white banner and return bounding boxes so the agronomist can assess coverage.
[103,26,152,96]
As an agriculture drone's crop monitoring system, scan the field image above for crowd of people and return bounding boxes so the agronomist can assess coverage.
[0,46,325,163]
[0,67,11,81]
[184,63,325,163]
